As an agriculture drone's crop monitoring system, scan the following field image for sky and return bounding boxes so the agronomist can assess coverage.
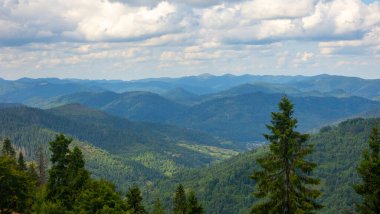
[0,0,379,80]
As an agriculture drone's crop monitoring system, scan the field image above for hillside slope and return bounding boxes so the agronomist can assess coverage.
[0,105,239,187]
[151,117,380,213]
[46,90,380,146]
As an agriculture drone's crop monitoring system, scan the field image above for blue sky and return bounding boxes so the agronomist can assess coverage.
[0,0,379,80]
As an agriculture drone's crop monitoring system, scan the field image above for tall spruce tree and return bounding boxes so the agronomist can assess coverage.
[187,191,203,214]
[251,96,322,213]
[47,134,72,204]
[37,145,47,186]
[126,185,146,214]
[47,134,89,209]
[353,126,380,213]
[173,184,187,214]
[152,198,165,214]
[17,151,27,171]
[0,140,34,213]
[2,138,15,157]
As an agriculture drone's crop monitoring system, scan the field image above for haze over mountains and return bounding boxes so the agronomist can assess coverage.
[1,74,380,145]
[1,73,380,213]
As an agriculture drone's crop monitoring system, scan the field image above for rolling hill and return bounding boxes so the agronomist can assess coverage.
[150,117,380,214]
[2,74,380,108]
[46,90,380,146]
[0,104,239,189]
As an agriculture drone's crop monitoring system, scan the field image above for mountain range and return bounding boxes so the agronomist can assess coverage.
[1,74,380,213]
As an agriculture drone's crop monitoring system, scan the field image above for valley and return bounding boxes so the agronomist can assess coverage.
[1,74,380,213]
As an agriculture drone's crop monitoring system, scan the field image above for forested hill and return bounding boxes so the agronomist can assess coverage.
[0,104,239,188]
[2,74,380,101]
[48,90,380,144]
[150,117,380,214]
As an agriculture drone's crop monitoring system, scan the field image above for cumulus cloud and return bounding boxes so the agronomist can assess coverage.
[0,0,186,45]
[1,0,380,79]
[199,0,380,44]
[1,0,380,46]
[319,26,380,55]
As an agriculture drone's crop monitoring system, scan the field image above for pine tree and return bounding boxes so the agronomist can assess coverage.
[47,134,89,209]
[152,198,165,214]
[18,151,27,171]
[353,126,380,213]
[37,145,47,186]
[67,146,89,203]
[251,96,322,213]
[47,134,72,204]
[73,179,127,213]
[2,138,15,158]
[126,185,146,214]
[0,154,34,213]
[173,184,187,214]
[187,191,203,214]
[28,162,40,187]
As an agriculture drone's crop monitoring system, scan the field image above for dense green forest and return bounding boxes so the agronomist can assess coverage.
[1,98,380,213]
[150,118,380,213]
[0,104,239,193]
[46,90,380,144]
[3,75,380,144]
[1,135,204,213]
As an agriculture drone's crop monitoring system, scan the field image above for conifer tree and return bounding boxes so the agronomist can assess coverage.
[18,151,27,171]
[67,146,89,203]
[2,138,15,157]
[251,96,322,213]
[73,179,127,213]
[353,126,380,213]
[126,185,146,214]
[28,162,40,187]
[187,191,203,214]
[37,145,47,186]
[152,198,165,214]
[173,184,187,214]
[0,152,34,213]
[47,134,72,204]
[47,134,89,209]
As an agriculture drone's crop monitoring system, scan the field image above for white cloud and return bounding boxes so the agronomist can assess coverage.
[1,0,380,79]
[241,0,317,20]
[73,1,178,41]
[319,26,380,55]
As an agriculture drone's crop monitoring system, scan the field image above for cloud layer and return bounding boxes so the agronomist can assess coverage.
[0,0,379,79]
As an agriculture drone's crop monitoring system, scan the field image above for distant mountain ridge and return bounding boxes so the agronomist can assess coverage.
[1,74,380,106]
[45,89,380,145]
[2,73,380,146]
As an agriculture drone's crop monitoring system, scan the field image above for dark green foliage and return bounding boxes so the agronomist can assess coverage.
[47,134,72,205]
[151,118,380,213]
[31,185,68,214]
[173,184,187,214]
[152,198,165,214]
[73,179,127,213]
[2,138,15,157]
[37,145,47,186]
[0,105,237,190]
[126,185,146,214]
[251,97,322,213]
[49,90,380,144]
[18,151,27,171]
[353,126,380,213]
[47,134,89,209]
[28,162,40,187]
[67,146,90,198]
[0,144,34,213]
[187,191,203,214]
